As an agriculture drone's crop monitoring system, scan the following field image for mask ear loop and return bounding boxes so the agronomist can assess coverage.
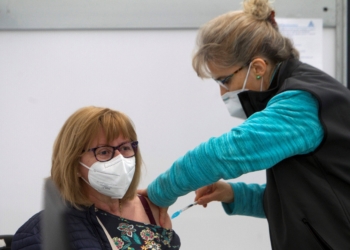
[242,62,252,90]
[80,162,91,170]
[78,162,92,185]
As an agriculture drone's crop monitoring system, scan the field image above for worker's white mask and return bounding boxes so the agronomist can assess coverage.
[221,89,248,119]
[221,62,257,119]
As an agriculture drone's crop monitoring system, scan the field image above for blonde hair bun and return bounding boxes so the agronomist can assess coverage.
[242,0,273,21]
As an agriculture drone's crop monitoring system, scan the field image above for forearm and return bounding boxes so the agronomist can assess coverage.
[147,147,241,207]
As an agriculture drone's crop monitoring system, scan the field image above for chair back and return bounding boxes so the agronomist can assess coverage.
[42,179,72,250]
[0,235,13,250]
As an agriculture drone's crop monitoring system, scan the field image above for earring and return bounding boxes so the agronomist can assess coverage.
[256,75,261,79]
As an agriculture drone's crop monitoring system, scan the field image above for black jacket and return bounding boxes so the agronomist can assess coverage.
[12,206,112,250]
[239,59,350,249]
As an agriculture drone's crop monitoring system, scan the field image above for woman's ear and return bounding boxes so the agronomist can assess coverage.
[251,58,268,77]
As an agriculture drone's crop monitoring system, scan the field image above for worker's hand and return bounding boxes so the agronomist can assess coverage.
[137,188,148,197]
[195,181,234,207]
[159,207,171,229]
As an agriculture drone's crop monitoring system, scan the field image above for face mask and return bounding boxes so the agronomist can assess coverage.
[221,89,247,119]
[79,154,135,199]
[221,62,252,119]
[221,62,263,119]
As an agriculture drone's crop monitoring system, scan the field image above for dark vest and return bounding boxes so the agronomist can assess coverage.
[238,59,350,249]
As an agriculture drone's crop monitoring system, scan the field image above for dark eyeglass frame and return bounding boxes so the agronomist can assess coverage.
[84,141,138,162]
[213,66,244,90]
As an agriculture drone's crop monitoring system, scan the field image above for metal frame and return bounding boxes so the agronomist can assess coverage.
[335,0,348,86]
[347,0,349,89]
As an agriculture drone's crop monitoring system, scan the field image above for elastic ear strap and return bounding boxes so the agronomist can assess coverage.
[79,176,91,186]
[260,77,264,91]
[78,162,91,185]
[80,162,90,170]
[242,62,252,89]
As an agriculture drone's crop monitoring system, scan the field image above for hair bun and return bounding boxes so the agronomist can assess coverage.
[242,0,273,21]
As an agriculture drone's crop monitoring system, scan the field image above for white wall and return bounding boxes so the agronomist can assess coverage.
[0,28,335,249]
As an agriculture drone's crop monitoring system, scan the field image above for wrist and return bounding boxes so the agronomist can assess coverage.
[222,182,234,203]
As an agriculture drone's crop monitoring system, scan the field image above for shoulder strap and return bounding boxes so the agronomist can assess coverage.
[96,216,118,250]
[137,195,157,225]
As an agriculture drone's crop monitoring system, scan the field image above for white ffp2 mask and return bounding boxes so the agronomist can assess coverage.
[80,154,135,199]
[222,62,263,119]
[222,89,247,119]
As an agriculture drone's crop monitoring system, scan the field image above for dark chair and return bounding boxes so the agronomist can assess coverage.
[0,235,13,250]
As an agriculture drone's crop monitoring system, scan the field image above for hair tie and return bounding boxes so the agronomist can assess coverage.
[268,10,278,29]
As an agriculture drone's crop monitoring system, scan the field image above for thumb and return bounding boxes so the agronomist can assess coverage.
[159,207,169,227]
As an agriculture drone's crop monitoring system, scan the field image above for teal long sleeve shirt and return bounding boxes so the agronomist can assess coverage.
[147,90,324,218]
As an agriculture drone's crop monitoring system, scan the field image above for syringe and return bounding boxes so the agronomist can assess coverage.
[171,202,198,219]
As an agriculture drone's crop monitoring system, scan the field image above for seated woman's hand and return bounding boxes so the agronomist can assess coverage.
[195,181,234,207]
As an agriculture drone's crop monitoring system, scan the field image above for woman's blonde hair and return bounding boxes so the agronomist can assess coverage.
[192,0,299,78]
[51,106,142,208]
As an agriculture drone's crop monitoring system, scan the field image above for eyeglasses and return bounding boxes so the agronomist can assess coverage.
[86,141,138,162]
[213,66,244,90]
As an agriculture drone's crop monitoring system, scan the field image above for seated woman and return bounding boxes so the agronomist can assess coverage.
[12,106,181,250]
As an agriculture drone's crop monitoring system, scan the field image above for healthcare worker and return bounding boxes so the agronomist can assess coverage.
[142,0,350,249]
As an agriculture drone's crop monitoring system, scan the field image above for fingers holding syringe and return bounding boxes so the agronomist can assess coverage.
[195,184,214,207]
[195,181,234,207]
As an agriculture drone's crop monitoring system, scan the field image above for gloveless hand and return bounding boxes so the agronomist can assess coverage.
[194,181,234,207]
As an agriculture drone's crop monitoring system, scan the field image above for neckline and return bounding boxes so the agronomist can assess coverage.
[95,208,174,231]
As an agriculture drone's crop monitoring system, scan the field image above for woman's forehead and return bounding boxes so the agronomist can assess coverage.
[90,127,129,145]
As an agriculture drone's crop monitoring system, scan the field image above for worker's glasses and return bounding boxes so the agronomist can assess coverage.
[213,66,244,90]
[85,141,138,162]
